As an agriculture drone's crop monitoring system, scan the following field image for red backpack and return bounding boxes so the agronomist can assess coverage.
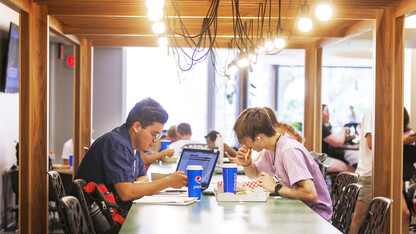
[83,182,125,233]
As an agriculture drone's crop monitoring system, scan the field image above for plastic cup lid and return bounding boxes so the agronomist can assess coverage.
[187,165,203,170]
[222,163,237,168]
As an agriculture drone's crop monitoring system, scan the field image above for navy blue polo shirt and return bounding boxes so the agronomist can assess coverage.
[74,124,147,212]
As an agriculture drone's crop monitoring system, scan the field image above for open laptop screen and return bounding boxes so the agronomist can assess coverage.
[176,148,219,188]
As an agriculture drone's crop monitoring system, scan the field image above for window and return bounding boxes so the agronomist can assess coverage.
[126,47,208,141]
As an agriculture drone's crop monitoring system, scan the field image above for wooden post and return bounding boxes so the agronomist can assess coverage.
[73,38,92,174]
[19,4,49,233]
[304,44,322,152]
[373,7,404,233]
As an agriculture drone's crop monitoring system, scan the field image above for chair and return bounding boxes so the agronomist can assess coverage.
[358,197,393,234]
[61,196,91,234]
[72,179,96,234]
[331,172,359,206]
[48,171,68,233]
[8,168,19,232]
[183,143,210,150]
[310,151,329,178]
[331,183,362,233]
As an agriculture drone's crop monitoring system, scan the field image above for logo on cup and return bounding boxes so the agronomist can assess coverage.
[195,176,201,183]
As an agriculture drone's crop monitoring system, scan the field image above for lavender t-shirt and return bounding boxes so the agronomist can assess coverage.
[256,134,333,221]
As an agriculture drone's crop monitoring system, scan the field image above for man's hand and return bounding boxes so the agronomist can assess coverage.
[161,149,174,158]
[258,171,277,193]
[168,171,187,188]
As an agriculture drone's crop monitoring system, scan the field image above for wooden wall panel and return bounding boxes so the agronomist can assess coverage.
[73,38,92,174]
[373,6,404,233]
[19,4,49,233]
[303,44,322,152]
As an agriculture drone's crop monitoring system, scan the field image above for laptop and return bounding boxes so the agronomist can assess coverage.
[176,148,219,190]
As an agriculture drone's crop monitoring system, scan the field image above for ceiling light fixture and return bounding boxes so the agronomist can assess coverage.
[298,2,313,32]
[315,2,333,21]
[148,8,164,22]
[152,21,166,34]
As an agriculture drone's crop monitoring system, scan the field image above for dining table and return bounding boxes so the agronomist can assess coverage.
[119,160,340,234]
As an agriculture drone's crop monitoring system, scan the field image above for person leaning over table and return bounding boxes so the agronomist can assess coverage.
[233,107,333,221]
[74,98,187,216]
[205,130,241,165]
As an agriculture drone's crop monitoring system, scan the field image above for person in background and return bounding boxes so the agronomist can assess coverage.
[74,98,187,215]
[166,125,178,143]
[61,138,95,166]
[263,107,353,172]
[205,130,238,164]
[322,104,358,168]
[345,105,360,129]
[234,107,332,221]
[349,107,410,234]
[140,148,175,170]
[168,123,199,156]
[404,107,416,145]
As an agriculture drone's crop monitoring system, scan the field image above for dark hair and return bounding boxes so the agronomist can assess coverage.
[205,130,220,141]
[322,104,327,110]
[263,107,278,127]
[233,107,276,142]
[404,107,411,132]
[125,98,168,129]
[177,123,192,135]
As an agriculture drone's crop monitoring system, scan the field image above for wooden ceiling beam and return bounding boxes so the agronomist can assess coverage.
[393,0,416,17]
[88,34,307,48]
[46,3,379,20]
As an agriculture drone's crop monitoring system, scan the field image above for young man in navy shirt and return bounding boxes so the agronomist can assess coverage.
[75,98,187,214]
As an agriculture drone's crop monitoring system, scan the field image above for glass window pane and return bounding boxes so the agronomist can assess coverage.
[126,47,208,142]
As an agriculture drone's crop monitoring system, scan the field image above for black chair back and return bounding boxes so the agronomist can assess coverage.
[73,179,96,234]
[331,172,359,206]
[358,196,393,234]
[48,171,68,233]
[61,196,91,234]
[331,183,362,233]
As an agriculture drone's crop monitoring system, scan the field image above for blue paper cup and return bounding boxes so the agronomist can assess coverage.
[187,165,203,200]
[160,140,171,152]
[69,155,73,167]
[222,164,237,194]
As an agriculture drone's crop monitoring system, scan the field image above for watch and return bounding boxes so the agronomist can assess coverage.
[274,183,283,196]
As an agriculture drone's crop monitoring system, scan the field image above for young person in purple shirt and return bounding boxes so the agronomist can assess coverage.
[233,107,332,221]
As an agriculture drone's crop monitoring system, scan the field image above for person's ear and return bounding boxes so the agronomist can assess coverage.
[133,121,141,133]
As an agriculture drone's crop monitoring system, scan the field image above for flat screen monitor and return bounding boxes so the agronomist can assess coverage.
[1,23,19,93]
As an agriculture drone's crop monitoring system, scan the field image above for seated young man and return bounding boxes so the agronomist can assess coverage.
[233,107,332,221]
[74,98,187,215]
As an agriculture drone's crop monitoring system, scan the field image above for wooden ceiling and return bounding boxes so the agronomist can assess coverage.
[37,0,403,47]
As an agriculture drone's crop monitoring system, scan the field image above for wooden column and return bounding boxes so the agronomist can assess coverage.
[73,38,92,174]
[19,4,49,233]
[304,44,322,152]
[373,7,404,233]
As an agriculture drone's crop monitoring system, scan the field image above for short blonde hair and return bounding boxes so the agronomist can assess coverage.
[277,122,303,143]
[233,107,276,143]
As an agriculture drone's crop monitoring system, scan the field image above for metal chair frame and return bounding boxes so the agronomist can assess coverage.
[331,183,362,233]
[358,196,393,234]
[73,179,96,234]
[331,172,359,207]
[61,196,91,234]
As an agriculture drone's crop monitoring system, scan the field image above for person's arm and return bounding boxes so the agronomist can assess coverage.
[135,175,149,183]
[323,127,349,148]
[365,133,372,149]
[114,171,187,201]
[258,172,317,203]
[236,146,259,179]
[141,149,174,164]
[224,143,237,158]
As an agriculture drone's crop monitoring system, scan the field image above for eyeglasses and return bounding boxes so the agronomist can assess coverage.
[142,127,162,140]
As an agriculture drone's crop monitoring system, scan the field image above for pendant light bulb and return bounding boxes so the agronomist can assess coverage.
[298,17,313,32]
[152,22,166,34]
[315,3,333,21]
